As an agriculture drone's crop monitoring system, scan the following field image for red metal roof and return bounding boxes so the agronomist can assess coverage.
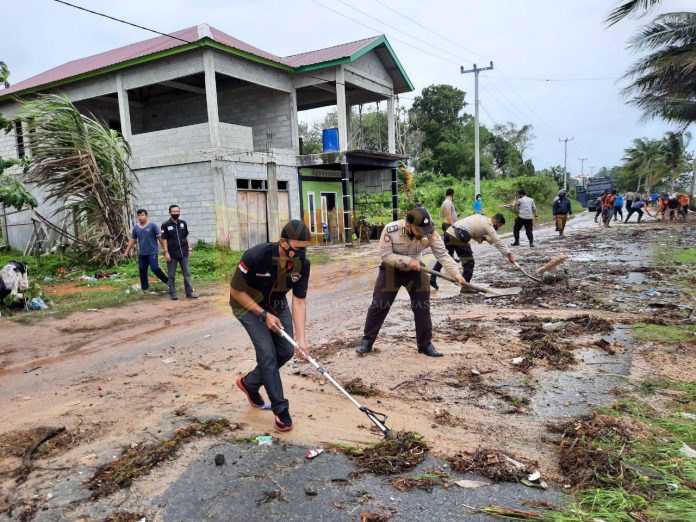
[283,36,382,67]
[0,25,383,98]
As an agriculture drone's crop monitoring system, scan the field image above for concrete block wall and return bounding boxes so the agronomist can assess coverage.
[130,90,208,134]
[218,122,253,150]
[73,97,121,129]
[352,53,393,85]
[132,161,217,244]
[218,84,294,152]
[129,123,211,162]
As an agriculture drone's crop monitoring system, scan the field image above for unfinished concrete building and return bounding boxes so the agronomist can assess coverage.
[0,24,413,251]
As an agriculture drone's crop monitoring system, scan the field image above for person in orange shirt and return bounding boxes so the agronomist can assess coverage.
[600,190,617,228]
[678,193,690,221]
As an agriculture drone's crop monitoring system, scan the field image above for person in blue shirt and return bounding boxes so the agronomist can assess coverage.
[123,209,169,292]
[472,193,483,214]
[613,191,625,222]
[651,192,659,207]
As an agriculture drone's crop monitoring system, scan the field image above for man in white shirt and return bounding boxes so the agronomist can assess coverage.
[510,189,538,248]
[440,213,515,282]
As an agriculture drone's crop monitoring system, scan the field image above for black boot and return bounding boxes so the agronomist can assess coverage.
[510,242,520,246]
[418,343,443,357]
[356,338,374,355]
[429,275,439,290]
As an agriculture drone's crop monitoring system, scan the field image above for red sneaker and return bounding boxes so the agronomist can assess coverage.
[236,376,265,408]
[274,410,293,432]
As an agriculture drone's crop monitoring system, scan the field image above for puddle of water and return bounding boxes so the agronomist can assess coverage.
[531,325,633,422]
[571,253,644,266]
[624,272,647,284]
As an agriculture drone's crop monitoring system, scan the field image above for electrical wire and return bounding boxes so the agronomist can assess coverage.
[307,0,462,66]
[334,0,473,65]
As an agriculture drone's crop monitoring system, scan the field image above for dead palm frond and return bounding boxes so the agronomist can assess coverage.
[20,94,135,266]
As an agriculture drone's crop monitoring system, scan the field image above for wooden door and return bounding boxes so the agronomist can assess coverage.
[277,191,290,232]
[238,191,268,249]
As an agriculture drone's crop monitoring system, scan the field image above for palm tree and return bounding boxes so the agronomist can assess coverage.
[20,94,134,266]
[661,131,690,191]
[621,138,666,193]
[606,0,664,26]
[622,13,696,125]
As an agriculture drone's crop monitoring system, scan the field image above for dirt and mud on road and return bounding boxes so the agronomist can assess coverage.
[0,212,694,521]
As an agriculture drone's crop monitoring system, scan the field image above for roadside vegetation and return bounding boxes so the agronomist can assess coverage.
[0,242,242,320]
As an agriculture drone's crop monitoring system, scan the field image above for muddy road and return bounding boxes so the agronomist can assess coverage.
[1,212,694,521]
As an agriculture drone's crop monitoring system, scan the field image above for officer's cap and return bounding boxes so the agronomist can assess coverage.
[406,207,435,234]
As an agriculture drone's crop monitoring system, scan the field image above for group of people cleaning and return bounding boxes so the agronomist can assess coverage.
[595,190,691,227]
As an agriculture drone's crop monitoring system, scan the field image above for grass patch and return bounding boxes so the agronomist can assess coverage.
[537,383,696,522]
[632,323,696,344]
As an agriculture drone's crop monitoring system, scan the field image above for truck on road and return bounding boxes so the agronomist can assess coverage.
[576,176,614,211]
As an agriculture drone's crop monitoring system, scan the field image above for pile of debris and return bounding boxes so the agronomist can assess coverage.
[449,448,537,483]
[338,432,429,475]
[550,412,648,488]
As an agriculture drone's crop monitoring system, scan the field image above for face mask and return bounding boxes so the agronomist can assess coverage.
[171,213,180,219]
[281,241,305,257]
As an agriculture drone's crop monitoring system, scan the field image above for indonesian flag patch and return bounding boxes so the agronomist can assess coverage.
[238,261,249,274]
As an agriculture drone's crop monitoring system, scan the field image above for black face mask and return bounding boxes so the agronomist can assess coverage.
[171,213,180,220]
[281,241,306,258]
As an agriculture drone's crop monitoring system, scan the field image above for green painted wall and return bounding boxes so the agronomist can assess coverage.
[300,168,354,243]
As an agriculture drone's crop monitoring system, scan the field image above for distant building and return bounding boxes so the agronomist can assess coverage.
[0,24,413,250]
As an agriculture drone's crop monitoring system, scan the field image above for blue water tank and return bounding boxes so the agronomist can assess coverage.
[322,128,340,153]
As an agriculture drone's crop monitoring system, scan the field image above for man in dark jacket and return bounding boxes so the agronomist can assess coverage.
[161,205,197,300]
[552,190,573,238]
[230,220,312,433]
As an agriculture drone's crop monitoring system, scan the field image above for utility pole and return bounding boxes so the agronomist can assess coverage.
[578,157,587,176]
[461,61,494,198]
[559,137,574,190]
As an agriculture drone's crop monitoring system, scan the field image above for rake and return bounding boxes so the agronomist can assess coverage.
[277,329,393,438]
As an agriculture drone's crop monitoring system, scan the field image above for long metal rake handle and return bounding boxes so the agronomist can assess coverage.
[277,329,391,436]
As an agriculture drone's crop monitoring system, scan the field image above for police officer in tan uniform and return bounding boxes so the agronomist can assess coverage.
[356,208,465,357]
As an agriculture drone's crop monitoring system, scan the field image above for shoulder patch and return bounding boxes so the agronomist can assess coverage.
[386,225,399,233]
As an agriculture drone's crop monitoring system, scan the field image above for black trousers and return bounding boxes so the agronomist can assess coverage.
[363,265,432,349]
[613,206,623,221]
[513,217,534,244]
[594,208,602,222]
[238,307,294,414]
[432,235,474,282]
[624,208,643,223]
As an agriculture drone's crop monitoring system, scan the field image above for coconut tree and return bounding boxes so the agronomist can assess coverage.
[622,12,696,125]
[20,94,134,266]
[661,131,690,191]
[621,138,666,193]
[606,0,664,26]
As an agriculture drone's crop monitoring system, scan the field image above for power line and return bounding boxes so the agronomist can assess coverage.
[50,0,361,92]
[334,0,474,65]
[487,76,617,82]
[307,0,461,66]
[52,0,193,43]
[371,0,485,61]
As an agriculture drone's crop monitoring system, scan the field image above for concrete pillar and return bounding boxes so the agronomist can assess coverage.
[116,73,132,140]
[289,88,300,155]
[336,66,348,152]
[266,161,280,242]
[387,94,396,154]
[203,50,220,148]
[341,162,351,243]
[346,103,352,149]
[211,160,231,247]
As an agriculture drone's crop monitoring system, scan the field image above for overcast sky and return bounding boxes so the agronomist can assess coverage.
[2,0,693,175]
